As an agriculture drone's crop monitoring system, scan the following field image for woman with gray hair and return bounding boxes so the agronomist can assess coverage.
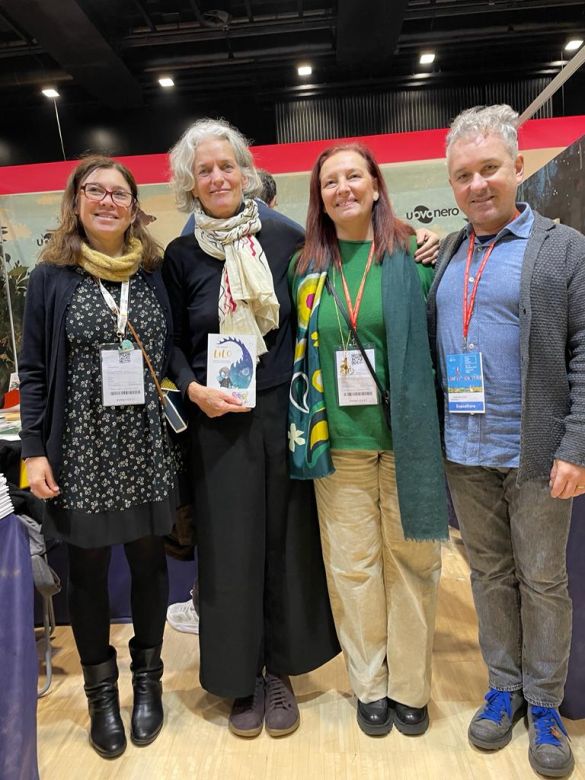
[162,118,340,738]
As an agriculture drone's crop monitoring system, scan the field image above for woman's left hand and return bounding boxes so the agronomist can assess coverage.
[26,456,60,500]
[414,229,440,266]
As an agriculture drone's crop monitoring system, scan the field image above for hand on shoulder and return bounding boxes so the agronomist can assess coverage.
[413,229,440,266]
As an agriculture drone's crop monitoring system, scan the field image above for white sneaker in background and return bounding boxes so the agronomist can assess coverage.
[166,589,199,634]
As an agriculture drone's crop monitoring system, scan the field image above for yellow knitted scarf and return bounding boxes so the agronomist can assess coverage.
[79,238,143,281]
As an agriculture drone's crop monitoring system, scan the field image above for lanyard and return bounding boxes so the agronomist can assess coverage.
[462,209,522,344]
[335,242,376,332]
[332,276,352,352]
[97,279,130,341]
[462,234,496,344]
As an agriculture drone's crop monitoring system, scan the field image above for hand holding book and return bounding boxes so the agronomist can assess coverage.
[187,381,250,419]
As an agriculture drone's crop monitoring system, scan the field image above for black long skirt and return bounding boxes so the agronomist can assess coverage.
[189,382,340,698]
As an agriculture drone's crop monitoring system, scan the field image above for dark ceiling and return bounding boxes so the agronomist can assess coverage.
[1,0,584,112]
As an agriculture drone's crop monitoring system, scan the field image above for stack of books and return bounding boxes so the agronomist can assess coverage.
[0,473,15,520]
[0,380,21,440]
[0,409,21,439]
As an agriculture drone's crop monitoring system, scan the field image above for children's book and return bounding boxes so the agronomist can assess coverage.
[207,334,257,408]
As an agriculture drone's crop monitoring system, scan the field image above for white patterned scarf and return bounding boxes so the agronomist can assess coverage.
[193,198,279,356]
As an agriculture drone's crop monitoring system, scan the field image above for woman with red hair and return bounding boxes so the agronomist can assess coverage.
[289,144,448,737]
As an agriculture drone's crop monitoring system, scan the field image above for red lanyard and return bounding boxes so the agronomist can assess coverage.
[462,209,522,343]
[462,233,497,342]
[336,242,376,331]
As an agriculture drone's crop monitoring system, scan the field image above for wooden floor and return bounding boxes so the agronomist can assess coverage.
[37,534,585,779]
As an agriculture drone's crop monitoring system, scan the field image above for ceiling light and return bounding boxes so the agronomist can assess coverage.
[41,87,60,98]
[419,52,436,65]
[565,39,583,52]
[297,65,312,76]
[158,76,175,88]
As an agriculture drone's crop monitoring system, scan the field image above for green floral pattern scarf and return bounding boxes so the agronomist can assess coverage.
[288,269,333,478]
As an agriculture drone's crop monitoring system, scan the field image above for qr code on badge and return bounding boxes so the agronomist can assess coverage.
[119,351,131,364]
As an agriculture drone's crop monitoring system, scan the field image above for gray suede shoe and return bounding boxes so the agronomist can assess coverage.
[528,705,574,778]
[264,672,300,737]
[228,675,265,738]
[468,688,526,750]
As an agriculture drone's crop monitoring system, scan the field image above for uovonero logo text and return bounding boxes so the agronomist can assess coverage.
[406,204,460,224]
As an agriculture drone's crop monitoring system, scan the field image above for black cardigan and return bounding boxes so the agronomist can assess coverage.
[18,262,175,479]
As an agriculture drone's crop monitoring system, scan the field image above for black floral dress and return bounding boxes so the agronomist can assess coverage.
[44,273,176,548]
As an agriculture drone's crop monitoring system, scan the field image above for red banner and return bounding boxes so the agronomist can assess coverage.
[2,115,584,196]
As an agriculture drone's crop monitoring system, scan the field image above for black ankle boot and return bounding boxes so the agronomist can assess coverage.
[129,638,164,746]
[82,647,126,758]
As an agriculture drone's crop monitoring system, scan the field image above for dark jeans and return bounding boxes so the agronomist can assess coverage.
[445,461,572,707]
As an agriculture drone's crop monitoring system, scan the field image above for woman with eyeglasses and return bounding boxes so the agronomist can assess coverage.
[19,155,177,759]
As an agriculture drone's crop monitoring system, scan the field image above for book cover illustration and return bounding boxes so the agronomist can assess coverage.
[207,334,257,408]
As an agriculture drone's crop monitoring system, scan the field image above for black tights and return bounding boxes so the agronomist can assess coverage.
[67,536,169,666]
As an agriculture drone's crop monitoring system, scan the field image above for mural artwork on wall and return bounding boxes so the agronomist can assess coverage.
[520,135,585,232]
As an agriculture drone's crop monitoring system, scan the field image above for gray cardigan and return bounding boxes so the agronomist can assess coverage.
[427,212,585,483]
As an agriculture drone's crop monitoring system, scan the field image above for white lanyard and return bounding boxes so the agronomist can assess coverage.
[97,279,130,341]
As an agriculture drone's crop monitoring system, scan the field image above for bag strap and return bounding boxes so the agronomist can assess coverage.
[126,319,165,404]
[325,275,388,403]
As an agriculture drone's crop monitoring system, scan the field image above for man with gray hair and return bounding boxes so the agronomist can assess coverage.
[427,104,585,778]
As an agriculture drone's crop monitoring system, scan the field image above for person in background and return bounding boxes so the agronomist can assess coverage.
[289,143,448,738]
[166,584,199,635]
[19,155,176,759]
[428,104,585,778]
[257,168,278,208]
[162,117,340,739]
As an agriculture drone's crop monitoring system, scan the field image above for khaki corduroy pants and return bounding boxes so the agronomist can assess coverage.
[314,450,442,707]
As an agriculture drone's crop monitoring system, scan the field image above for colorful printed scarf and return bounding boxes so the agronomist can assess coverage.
[288,268,333,478]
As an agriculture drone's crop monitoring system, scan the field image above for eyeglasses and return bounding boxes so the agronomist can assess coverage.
[80,183,135,208]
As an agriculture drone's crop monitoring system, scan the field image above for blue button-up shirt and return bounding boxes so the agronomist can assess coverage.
[436,203,534,467]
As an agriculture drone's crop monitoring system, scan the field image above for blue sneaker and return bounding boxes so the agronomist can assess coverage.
[528,706,574,778]
[468,688,526,750]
